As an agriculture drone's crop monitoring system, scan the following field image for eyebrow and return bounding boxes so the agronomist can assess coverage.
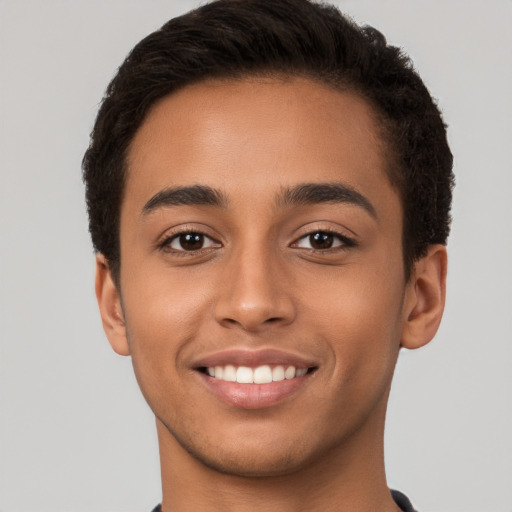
[142,181,376,219]
[279,182,377,219]
[142,185,227,214]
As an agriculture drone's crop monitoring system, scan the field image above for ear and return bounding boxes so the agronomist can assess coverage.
[401,245,447,350]
[95,254,130,356]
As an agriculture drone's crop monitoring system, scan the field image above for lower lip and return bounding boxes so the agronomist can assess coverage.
[197,372,311,409]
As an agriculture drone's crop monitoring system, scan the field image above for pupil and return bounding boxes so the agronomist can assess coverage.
[180,233,203,250]
[310,232,333,249]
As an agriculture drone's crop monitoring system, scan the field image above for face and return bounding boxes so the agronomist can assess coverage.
[111,77,412,476]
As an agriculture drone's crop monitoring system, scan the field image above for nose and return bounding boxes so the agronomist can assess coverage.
[213,246,296,332]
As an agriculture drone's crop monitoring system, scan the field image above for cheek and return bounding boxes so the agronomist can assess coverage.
[304,255,404,330]
[120,267,216,366]
[304,261,405,384]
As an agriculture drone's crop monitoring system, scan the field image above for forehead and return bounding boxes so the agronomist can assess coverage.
[124,77,397,219]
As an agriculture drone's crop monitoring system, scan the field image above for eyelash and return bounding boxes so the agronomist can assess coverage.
[158,229,220,255]
[157,228,357,255]
[292,229,357,252]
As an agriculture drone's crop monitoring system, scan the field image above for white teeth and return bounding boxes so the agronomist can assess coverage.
[272,366,285,382]
[205,364,309,383]
[236,366,253,383]
[284,366,296,380]
[214,366,224,380]
[254,365,273,384]
[223,365,237,382]
[296,368,308,377]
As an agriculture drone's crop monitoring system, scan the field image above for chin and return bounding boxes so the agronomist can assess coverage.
[187,447,309,478]
[163,417,317,478]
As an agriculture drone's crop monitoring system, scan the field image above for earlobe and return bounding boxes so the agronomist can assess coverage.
[95,254,130,356]
[401,245,447,350]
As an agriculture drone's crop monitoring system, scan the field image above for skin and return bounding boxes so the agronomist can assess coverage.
[96,77,447,512]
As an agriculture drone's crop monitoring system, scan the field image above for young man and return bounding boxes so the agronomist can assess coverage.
[83,0,454,510]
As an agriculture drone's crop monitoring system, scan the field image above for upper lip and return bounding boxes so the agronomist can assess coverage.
[192,348,318,370]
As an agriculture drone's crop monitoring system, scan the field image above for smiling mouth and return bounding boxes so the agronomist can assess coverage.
[198,365,316,384]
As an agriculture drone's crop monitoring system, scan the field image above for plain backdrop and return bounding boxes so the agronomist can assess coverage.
[1,1,511,511]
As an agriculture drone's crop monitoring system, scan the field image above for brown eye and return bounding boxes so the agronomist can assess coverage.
[178,233,204,250]
[166,232,220,252]
[309,232,334,249]
[294,230,355,251]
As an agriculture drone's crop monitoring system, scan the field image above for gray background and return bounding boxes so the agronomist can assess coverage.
[1,1,511,511]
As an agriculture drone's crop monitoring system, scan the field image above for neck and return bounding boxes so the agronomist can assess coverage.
[156,399,401,512]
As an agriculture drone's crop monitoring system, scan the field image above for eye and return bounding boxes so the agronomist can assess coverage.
[164,232,220,252]
[294,231,354,250]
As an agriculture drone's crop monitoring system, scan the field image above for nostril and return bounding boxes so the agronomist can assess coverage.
[214,295,296,331]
